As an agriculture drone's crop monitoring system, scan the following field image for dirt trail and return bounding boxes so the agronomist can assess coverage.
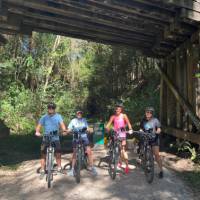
[0,148,197,200]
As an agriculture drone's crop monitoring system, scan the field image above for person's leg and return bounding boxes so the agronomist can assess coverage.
[121,140,128,165]
[55,141,62,169]
[68,148,76,176]
[41,154,46,170]
[121,140,129,174]
[40,143,46,170]
[86,146,97,175]
[40,143,46,179]
[55,153,61,168]
[86,146,93,167]
[152,145,163,177]
[71,149,76,168]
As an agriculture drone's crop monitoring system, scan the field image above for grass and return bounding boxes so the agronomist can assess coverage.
[0,134,73,170]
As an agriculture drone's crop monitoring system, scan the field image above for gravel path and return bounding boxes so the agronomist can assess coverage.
[0,148,196,200]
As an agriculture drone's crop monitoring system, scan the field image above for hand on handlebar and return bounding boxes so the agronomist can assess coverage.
[35,132,42,137]
[128,129,133,135]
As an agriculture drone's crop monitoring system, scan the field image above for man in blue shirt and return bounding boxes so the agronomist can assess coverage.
[35,103,67,178]
[67,110,97,176]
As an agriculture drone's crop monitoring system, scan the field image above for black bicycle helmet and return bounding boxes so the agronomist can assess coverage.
[76,110,83,114]
[47,102,56,109]
[145,106,155,114]
[115,102,124,109]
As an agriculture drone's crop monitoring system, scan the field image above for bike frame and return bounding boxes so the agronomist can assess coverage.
[43,131,58,188]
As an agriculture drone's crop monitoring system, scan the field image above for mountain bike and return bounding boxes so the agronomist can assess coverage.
[43,130,58,188]
[107,129,123,180]
[133,130,156,184]
[72,127,88,183]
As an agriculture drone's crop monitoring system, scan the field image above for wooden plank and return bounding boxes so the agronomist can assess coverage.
[0,33,7,44]
[163,126,200,145]
[181,8,200,22]
[50,0,169,27]
[24,19,153,49]
[187,43,195,131]
[175,49,182,129]
[8,8,156,43]
[159,0,200,13]
[5,0,164,35]
[160,60,168,125]
[157,63,200,131]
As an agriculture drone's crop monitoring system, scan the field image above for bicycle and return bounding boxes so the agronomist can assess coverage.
[72,127,88,183]
[107,128,125,180]
[43,130,59,188]
[133,130,156,184]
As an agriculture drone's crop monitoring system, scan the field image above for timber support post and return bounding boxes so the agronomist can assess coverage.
[157,63,200,131]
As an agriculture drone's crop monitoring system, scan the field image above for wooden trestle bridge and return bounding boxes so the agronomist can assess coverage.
[1,0,200,144]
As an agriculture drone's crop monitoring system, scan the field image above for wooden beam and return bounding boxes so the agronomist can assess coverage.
[49,0,168,28]
[157,63,200,131]
[163,126,200,145]
[181,8,200,22]
[0,33,7,44]
[158,0,200,13]
[8,8,156,43]
[24,19,153,48]
[5,0,164,35]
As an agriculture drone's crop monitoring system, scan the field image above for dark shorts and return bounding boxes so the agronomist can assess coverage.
[72,135,90,148]
[41,140,61,154]
[150,135,160,147]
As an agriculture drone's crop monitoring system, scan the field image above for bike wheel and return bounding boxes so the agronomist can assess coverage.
[108,149,117,180]
[144,147,154,184]
[74,149,81,183]
[47,152,53,188]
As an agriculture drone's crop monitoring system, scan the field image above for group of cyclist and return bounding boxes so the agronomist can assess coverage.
[35,102,163,179]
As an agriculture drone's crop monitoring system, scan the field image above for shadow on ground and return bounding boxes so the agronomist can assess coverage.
[0,134,73,169]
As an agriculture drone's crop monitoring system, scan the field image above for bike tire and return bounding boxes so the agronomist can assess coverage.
[74,149,81,183]
[47,152,53,188]
[108,149,117,180]
[144,147,154,184]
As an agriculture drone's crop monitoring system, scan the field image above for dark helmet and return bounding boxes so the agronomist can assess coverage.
[145,107,155,114]
[76,110,83,114]
[47,102,56,110]
[115,102,124,109]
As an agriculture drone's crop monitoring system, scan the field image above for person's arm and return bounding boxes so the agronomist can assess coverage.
[35,116,44,137]
[124,114,132,130]
[67,119,74,134]
[105,115,114,131]
[155,119,161,134]
[60,122,67,135]
[35,124,42,136]
[84,119,93,134]
[58,114,67,135]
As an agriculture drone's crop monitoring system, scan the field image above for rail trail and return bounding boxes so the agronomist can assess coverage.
[0,148,197,200]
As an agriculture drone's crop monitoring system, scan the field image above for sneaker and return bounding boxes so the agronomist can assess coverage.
[91,167,98,176]
[68,169,74,177]
[124,166,129,174]
[40,169,45,180]
[159,171,164,179]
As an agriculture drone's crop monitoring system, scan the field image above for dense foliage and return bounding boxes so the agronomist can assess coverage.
[0,33,160,134]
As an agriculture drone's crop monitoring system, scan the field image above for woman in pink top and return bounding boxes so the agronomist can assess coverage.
[106,104,133,173]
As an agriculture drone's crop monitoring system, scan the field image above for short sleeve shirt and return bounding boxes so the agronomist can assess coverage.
[140,117,161,133]
[68,118,88,130]
[39,113,63,141]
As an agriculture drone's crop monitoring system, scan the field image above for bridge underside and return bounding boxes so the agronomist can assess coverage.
[1,0,200,144]
[1,0,200,58]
